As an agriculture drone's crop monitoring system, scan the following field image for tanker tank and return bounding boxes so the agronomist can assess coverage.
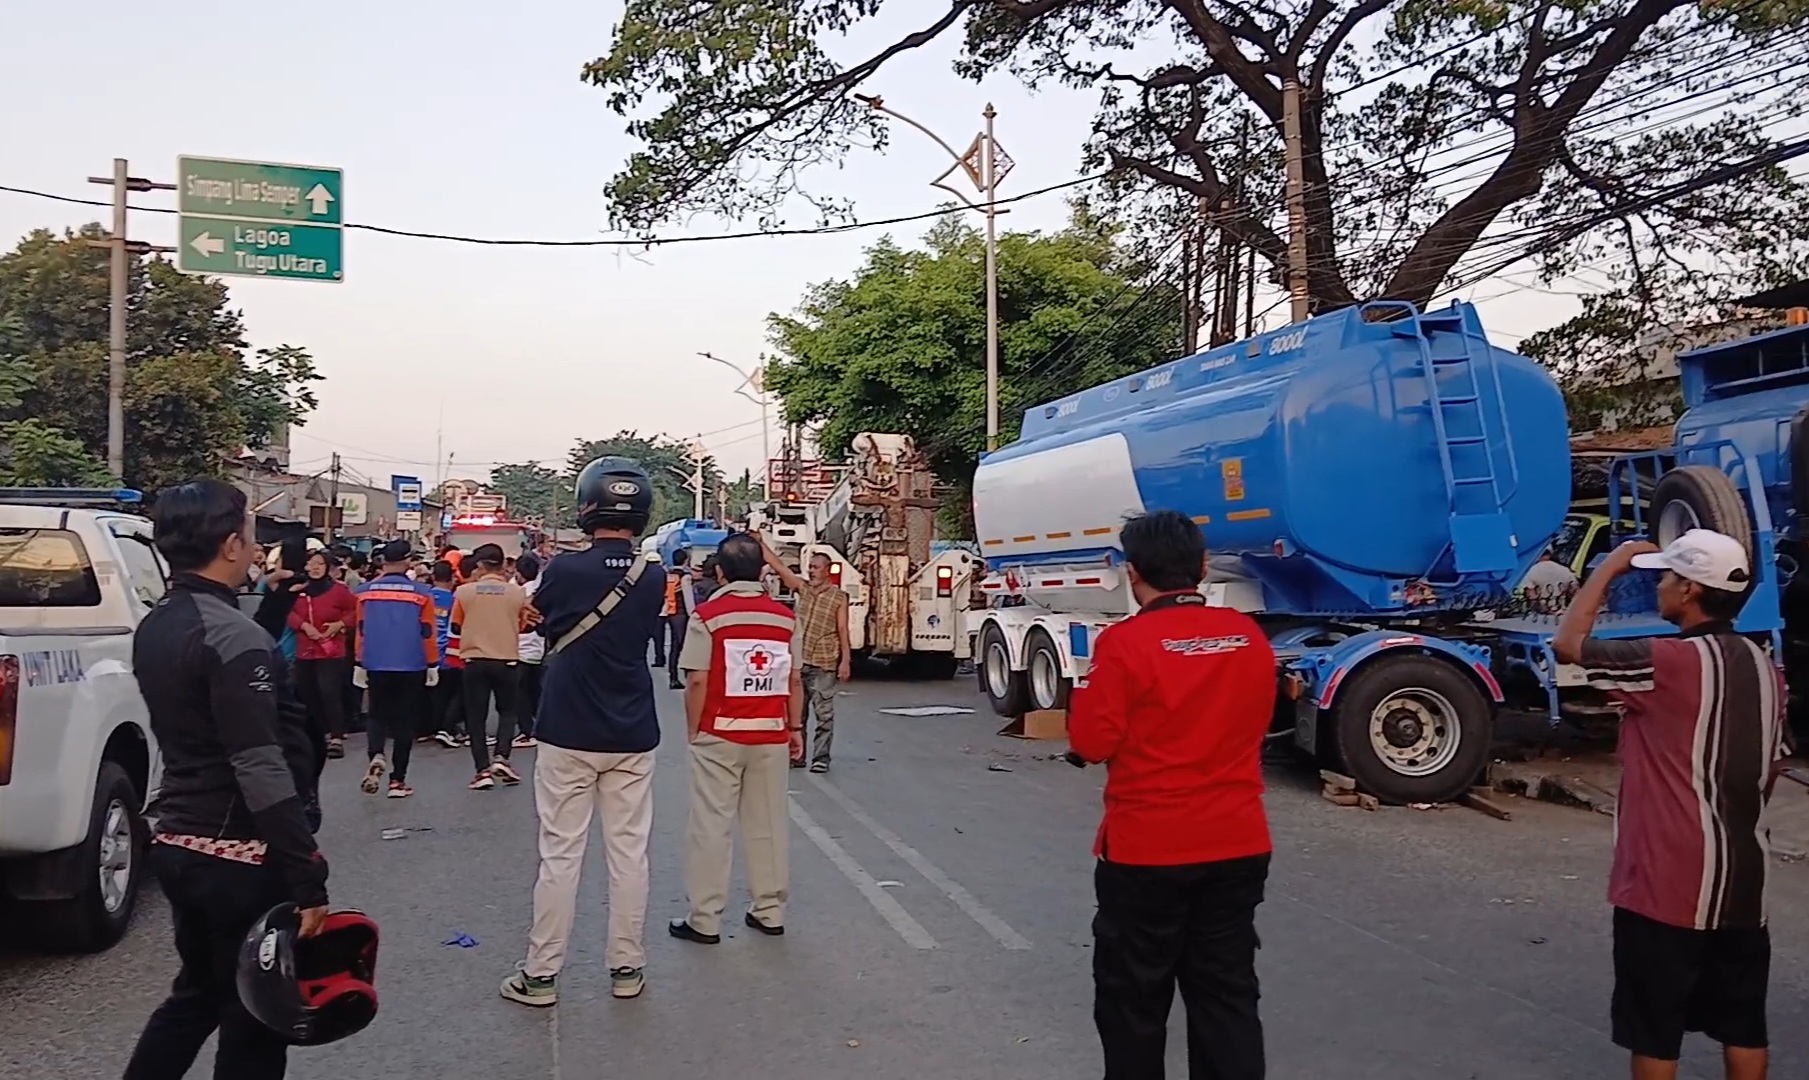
[972,301,1571,618]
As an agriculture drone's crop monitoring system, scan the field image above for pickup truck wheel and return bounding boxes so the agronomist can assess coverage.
[1025,631,1071,712]
[1332,657,1491,805]
[978,623,1027,717]
[30,762,145,953]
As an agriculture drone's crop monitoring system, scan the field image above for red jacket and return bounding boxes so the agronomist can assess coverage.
[695,581,797,745]
[287,583,357,662]
[1068,591,1276,866]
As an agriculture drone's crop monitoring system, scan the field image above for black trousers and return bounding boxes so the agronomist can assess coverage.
[428,665,464,736]
[516,661,543,737]
[366,670,426,782]
[123,845,292,1080]
[463,659,519,771]
[666,614,688,687]
[294,657,348,739]
[1093,853,1269,1080]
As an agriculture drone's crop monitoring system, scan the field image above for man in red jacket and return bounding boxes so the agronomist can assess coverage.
[1068,509,1277,1080]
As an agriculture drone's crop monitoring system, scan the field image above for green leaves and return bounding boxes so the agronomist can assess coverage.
[0,226,321,490]
[765,212,1180,490]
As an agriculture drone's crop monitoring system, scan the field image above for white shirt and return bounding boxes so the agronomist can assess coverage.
[518,576,544,663]
[1520,559,1579,590]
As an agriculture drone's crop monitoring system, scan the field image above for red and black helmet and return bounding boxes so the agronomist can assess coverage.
[237,903,380,1046]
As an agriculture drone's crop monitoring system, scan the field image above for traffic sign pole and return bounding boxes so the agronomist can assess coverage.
[84,160,175,482]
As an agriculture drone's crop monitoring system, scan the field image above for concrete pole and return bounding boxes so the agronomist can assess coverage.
[107,159,128,481]
[1282,80,1311,324]
[983,103,1001,453]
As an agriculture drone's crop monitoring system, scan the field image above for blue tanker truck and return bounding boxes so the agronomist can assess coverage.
[970,299,1792,805]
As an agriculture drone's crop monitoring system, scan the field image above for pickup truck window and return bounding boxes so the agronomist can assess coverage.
[108,526,168,607]
[0,528,102,607]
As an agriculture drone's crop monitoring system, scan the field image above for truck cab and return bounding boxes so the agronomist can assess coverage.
[0,490,164,952]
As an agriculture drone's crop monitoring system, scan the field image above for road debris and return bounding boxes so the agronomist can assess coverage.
[441,933,479,948]
[987,762,1013,773]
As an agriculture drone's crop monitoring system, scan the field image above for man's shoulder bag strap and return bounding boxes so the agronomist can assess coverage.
[551,559,647,655]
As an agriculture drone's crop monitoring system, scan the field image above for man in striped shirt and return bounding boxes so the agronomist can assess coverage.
[1553,529,1790,1080]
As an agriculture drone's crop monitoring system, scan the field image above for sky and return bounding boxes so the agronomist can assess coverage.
[0,2,1586,490]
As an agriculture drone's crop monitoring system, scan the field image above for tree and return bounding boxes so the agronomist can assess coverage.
[0,226,321,490]
[490,462,566,526]
[565,432,722,529]
[584,1,1809,313]
[767,215,1182,485]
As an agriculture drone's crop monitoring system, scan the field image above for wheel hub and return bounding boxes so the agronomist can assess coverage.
[1367,689,1462,777]
[1381,709,1424,748]
[99,799,133,914]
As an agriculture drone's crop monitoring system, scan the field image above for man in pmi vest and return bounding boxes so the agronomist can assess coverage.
[669,531,804,944]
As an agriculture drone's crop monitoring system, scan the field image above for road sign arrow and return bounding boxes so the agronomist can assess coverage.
[304,184,335,217]
[190,231,225,258]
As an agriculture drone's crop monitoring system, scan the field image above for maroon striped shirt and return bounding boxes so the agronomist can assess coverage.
[1580,627,1790,929]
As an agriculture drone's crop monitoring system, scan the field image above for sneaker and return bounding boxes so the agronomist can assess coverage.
[789,758,805,770]
[808,761,829,774]
[387,780,414,799]
[326,738,345,760]
[360,755,386,795]
[512,734,537,749]
[457,732,472,747]
[610,966,645,999]
[487,737,498,749]
[469,770,495,791]
[490,759,522,785]
[500,970,557,1007]
[667,919,720,945]
[433,731,459,749]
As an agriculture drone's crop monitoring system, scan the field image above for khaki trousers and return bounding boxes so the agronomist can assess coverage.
[683,734,790,936]
[524,742,655,977]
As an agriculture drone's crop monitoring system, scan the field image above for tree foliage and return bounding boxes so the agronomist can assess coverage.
[585,0,1809,317]
[492,433,727,533]
[766,214,1182,482]
[0,226,322,490]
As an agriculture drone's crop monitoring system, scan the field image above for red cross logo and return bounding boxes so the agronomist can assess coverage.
[746,647,771,674]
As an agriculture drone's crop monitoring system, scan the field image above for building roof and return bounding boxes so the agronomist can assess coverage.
[1570,426,1674,452]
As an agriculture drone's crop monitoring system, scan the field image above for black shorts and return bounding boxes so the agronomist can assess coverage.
[1612,906,1770,1060]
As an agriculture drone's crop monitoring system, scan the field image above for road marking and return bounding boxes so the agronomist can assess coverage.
[788,796,938,950]
[807,774,1032,950]
[548,1002,562,1080]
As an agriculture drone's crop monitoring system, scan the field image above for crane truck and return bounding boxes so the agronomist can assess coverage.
[752,433,980,677]
[970,300,1791,805]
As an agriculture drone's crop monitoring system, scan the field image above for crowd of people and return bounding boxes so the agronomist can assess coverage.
[115,461,1794,1080]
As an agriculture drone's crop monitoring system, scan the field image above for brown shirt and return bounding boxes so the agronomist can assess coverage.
[451,577,529,662]
[794,580,847,669]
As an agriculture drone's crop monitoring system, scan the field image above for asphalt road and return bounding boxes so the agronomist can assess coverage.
[6,672,1809,1080]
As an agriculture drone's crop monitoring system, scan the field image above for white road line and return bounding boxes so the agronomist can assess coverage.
[548,1001,562,1080]
[788,796,939,950]
[807,773,1033,950]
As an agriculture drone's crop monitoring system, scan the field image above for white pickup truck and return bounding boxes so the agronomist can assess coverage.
[0,491,166,952]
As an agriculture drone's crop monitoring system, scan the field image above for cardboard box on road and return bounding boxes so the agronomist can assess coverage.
[998,709,1067,740]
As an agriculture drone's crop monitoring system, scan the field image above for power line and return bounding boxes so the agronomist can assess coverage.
[0,173,1105,249]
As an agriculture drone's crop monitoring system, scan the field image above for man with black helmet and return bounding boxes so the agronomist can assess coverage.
[502,457,667,1006]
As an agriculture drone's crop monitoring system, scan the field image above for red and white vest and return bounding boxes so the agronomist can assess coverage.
[696,584,796,745]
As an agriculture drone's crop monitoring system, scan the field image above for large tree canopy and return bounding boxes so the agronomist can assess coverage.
[491,433,727,532]
[766,214,1182,481]
[585,0,1809,315]
[0,226,320,491]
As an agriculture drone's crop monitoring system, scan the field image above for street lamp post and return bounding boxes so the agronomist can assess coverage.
[696,351,770,494]
[854,95,1013,452]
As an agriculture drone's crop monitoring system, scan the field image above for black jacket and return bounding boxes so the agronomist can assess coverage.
[135,574,328,908]
[532,539,666,754]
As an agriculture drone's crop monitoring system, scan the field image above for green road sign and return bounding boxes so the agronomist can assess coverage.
[176,156,343,282]
[179,216,343,282]
[178,157,341,224]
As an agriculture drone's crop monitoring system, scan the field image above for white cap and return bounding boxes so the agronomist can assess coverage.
[1630,529,1752,592]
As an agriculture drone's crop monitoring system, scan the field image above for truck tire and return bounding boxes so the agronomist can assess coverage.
[1025,630,1071,712]
[25,762,146,953]
[1332,656,1491,805]
[1651,465,1753,560]
[978,623,1027,717]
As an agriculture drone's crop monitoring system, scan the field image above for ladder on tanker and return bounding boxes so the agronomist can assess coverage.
[1411,307,1519,576]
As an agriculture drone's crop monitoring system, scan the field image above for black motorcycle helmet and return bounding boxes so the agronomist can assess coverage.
[573,456,654,535]
[238,903,380,1046]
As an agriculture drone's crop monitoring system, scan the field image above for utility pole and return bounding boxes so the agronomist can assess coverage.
[1282,80,1311,324]
[325,453,342,543]
[85,160,175,482]
[697,351,770,492]
[982,102,1001,453]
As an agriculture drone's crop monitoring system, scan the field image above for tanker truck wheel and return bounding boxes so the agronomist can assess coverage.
[978,623,1027,717]
[1025,630,1071,712]
[1333,656,1491,805]
[1650,465,1753,558]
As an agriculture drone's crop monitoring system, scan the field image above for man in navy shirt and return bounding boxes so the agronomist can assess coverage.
[502,458,666,1008]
